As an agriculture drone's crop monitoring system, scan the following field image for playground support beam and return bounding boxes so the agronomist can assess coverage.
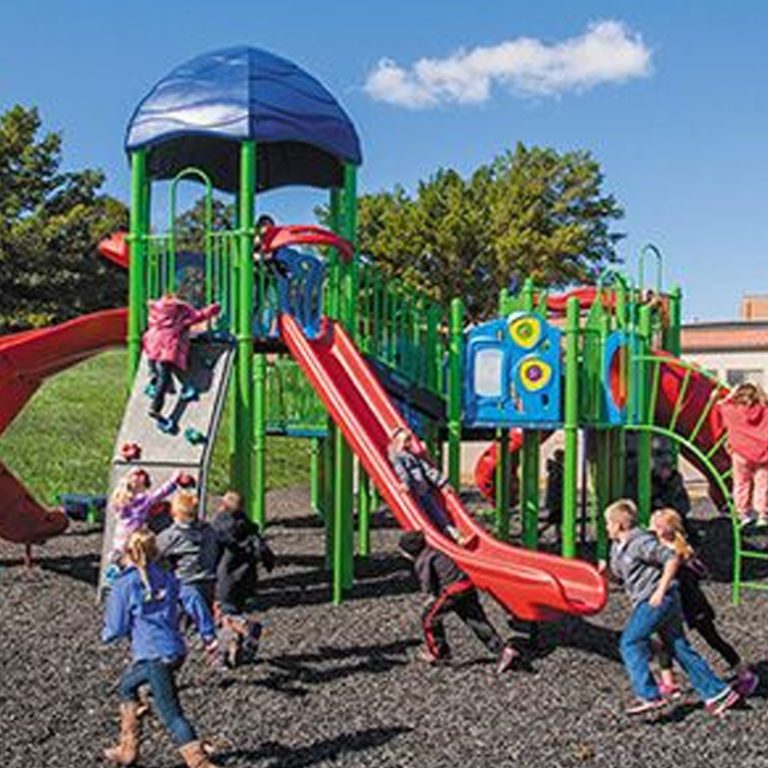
[562,297,580,557]
[636,305,653,526]
[448,298,465,488]
[127,149,148,383]
[235,141,256,523]
[310,437,322,515]
[495,428,510,540]
[520,278,540,549]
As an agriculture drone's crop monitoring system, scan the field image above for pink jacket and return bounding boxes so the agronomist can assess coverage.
[718,401,768,464]
[142,297,219,370]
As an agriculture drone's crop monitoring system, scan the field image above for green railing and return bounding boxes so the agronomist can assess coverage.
[266,358,326,436]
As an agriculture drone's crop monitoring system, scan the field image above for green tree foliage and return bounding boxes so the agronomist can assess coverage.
[0,105,128,331]
[174,196,235,252]
[348,143,624,319]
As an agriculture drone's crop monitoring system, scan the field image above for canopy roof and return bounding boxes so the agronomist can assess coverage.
[125,46,362,193]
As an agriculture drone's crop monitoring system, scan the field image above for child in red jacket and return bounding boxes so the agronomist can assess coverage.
[715,383,768,526]
[143,294,220,423]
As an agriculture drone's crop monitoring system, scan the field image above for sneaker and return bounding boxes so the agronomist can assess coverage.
[417,646,448,665]
[705,687,741,716]
[658,681,683,701]
[625,698,667,716]
[157,417,178,435]
[496,645,520,675]
[739,514,757,529]
[148,408,161,420]
[757,516,768,528]
[180,384,199,402]
[735,670,759,698]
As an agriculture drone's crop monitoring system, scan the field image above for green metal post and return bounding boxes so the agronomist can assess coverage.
[357,462,371,557]
[520,279,540,549]
[636,305,653,526]
[595,430,610,559]
[235,142,256,521]
[562,297,580,557]
[448,298,464,488]
[495,428,510,540]
[127,150,148,382]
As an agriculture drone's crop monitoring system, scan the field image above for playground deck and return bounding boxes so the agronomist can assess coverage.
[1,488,767,768]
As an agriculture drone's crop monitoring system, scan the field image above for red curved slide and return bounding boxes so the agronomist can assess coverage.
[0,309,127,545]
[280,313,606,622]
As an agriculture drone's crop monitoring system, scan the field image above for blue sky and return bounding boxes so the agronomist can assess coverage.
[1,1,766,321]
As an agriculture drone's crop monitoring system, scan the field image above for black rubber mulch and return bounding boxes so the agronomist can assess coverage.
[1,489,767,768]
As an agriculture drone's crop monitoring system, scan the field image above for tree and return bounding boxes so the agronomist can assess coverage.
[348,143,624,319]
[174,196,235,252]
[0,105,128,331]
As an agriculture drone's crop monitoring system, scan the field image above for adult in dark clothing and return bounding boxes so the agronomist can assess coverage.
[398,531,517,674]
[545,449,564,528]
[651,459,691,518]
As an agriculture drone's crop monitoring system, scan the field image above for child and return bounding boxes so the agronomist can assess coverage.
[398,530,518,674]
[602,499,739,716]
[108,469,181,568]
[544,448,564,529]
[650,508,758,697]
[650,456,691,519]
[156,491,219,650]
[102,530,219,768]
[714,382,768,526]
[388,427,462,543]
[143,292,220,424]
[212,491,275,667]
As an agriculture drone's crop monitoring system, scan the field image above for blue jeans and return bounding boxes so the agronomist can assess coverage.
[620,588,727,702]
[417,489,452,534]
[118,658,196,746]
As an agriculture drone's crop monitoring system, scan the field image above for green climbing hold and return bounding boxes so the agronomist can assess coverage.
[184,427,207,446]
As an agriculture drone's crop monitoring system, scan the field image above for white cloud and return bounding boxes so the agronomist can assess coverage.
[364,20,652,109]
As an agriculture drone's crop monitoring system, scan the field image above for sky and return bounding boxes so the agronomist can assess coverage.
[1,0,766,322]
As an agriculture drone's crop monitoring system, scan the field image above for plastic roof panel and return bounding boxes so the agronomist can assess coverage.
[125,47,361,192]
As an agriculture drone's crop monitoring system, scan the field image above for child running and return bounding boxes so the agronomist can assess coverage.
[156,491,219,656]
[212,491,275,667]
[108,469,181,568]
[650,508,758,697]
[388,427,462,543]
[714,382,768,526]
[398,530,518,674]
[102,530,220,768]
[143,292,220,426]
[602,499,739,716]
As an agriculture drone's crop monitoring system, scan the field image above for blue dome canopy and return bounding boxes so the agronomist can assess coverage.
[125,46,362,193]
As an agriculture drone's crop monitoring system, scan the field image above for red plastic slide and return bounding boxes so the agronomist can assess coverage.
[0,309,127,545]
[280,313,606,622]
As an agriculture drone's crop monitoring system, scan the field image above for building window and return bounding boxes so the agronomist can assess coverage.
[726,369,764,387]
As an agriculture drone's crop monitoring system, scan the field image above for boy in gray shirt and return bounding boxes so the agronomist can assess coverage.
[603,499,738,716]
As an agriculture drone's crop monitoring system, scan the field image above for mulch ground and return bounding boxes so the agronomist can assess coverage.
[2,489,768,768]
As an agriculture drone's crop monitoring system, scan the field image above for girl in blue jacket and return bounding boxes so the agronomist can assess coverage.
[102,529,219,768]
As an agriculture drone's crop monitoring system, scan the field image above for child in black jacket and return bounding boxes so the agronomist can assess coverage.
[398,531,517,674]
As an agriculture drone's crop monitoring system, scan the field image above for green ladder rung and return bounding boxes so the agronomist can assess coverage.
[668,368,692,433]
[705,432,728,461]
[738,548,768,561]
[739,581,768,592]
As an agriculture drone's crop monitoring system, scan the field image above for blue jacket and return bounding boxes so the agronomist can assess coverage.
[102,563,186,662]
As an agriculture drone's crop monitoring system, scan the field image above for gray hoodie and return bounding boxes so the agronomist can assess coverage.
[610,528,676,605]
[156,520,219,585]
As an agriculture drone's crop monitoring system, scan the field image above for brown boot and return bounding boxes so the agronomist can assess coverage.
[104,701,141,765]
[179,740,220,768]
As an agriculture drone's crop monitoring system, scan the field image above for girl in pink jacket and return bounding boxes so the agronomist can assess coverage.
[143,294,220,420]
[715,382,768,526]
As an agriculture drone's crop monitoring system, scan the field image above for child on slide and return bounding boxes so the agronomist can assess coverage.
[387,427,463,543]
[143,292,220,430]
[102,530,220,768]
[649,508,758,698]
[713,382,768,526]
[107,468,181,573]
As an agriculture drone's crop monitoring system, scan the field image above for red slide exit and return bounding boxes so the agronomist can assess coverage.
[280,313,606,622]
[0,309,127,545]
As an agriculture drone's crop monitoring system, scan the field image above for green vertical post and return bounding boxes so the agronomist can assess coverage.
[562,297,580,557]
[495,429,511,540]
[310,437,322,515]
[253,353,267,528]
[448,298,464,488]
[636,305,653,526]
[594,430,610,559]
[127,150,148,382]
[235,141,256,521]
[520,279,540,548]
[229,199,241,486]
[357,462,371,557]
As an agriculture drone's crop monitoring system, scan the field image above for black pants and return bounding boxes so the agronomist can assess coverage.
[422,583,503,658]
[658,616,741,670]
[149,360,178,415]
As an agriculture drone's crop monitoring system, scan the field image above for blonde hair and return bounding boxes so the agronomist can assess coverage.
[171,491,199,523]
[604,498,637,529]
[109,469,148,512]
[124,529,159,597]
[652,508,694,561]
[731,382,767,407]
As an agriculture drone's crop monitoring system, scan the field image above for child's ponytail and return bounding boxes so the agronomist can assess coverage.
[655,508,694,561]
[125,529,159,600]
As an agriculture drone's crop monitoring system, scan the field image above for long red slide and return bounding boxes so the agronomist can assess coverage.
[0,309,127,545]
[280,313,606,622]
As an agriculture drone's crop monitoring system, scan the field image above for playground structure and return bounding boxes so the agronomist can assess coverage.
[0,45,756,611]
